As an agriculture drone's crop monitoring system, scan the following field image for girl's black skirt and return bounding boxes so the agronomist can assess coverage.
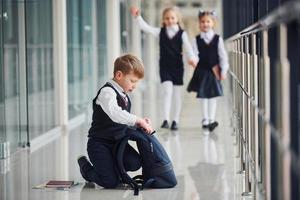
[187,66,223,98]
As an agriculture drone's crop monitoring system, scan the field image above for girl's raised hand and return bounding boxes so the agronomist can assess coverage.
[130,6,140,17]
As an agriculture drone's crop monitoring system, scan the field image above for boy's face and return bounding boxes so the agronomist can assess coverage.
[199,15,214,32]
[114,71,140,93]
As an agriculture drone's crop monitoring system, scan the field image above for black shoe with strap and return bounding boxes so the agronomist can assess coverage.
[208,121,219,132]
[170,121,178,130]
[77,155,92,182]
[160,120,169,129]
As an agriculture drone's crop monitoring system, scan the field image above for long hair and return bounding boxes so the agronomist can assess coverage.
[161,6,184,28]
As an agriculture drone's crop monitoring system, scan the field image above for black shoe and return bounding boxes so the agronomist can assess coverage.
[170,121,178,130]
[208,121,219,132]
[77,155,92,182]
[160,120,169,129]
[202,124,209,129]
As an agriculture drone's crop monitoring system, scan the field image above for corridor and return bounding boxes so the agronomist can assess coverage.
[0,80,238,200]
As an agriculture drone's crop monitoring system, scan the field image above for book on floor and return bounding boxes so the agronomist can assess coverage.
[45,180,75,188]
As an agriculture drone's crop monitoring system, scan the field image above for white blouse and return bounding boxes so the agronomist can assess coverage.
[135,16,196,61]
[192,29,229,76]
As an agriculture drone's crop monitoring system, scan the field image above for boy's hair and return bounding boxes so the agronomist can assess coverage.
[161,6,184,28]
[114,54,144,79]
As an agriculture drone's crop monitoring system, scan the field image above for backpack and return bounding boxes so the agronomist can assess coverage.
[115,128,177,195]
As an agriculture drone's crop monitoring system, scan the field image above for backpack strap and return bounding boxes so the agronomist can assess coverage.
[116,135,141,195]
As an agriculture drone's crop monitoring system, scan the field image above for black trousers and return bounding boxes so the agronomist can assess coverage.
[81,137,141,188]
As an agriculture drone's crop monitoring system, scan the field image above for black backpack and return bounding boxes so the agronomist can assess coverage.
[115,129,177,195]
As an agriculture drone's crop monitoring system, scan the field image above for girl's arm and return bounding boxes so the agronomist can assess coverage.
[135,16,161,37]
[218,37,229,77]
[191,38,200,64]
[182,32,198,67]
[131,6,160,37]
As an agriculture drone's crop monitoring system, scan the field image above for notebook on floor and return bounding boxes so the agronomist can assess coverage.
[45,180,75,188]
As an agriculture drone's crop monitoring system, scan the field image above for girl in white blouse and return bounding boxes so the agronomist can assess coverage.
[131,6,197,131]
[187,11,229,132]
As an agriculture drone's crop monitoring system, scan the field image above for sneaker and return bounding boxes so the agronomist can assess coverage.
[77,155,92,182]
[208,121,219,132]
[170,121,178,130]
[160,120,169,129]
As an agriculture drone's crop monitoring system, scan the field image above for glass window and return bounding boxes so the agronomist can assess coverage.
[0,1,5,146]
[96,0,107,87]
[3,0,22,152]
[26,0,56,139]
[0,0,27,155]
[67,0,107,119]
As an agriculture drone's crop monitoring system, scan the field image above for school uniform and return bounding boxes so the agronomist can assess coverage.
[187,33,223,98]
[159,27,184,85]
[135,16,196,85]
[80,81,141,188]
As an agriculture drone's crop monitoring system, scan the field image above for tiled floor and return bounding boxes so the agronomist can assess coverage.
[0,80,240,200]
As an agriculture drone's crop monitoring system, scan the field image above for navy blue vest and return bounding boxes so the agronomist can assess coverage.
[196,34,219,70]
[159,27,184,68]
[88,82,131,140]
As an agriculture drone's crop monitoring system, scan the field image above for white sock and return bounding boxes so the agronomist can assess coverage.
[172,85,182,123]
[162,81,173,122]
[208,98,217,123]
[201,98,209,125]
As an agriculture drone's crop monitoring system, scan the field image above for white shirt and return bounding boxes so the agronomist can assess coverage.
[192,29,229,76]
[135,16,196,61]
[96,80,137,126]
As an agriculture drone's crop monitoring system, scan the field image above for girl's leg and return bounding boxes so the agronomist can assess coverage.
[161,81,173,127]
[201,98,209,126]
[208,98,217,123]
[172,85,182,123]
[208,97,218,131]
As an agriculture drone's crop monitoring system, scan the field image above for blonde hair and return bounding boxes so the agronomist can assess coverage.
[161,6,184,28]
[114,54,144,79]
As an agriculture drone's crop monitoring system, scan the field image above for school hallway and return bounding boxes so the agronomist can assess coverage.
[1,0,300,200]
[0,79,240,200]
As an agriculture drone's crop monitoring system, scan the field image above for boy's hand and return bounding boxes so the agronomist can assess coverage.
[188,59,197,68]
[136,118,153,134]
[130,6,140,17]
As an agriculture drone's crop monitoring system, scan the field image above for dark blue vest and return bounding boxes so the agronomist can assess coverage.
[159,27,184,68]
[88,82,131,141]
[196,34,219,70]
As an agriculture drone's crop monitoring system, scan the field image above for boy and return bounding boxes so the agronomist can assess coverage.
[77,54,153,188]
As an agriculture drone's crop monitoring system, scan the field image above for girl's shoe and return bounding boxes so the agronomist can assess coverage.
[160,120,169,128]
[170,121,178,130]
[208,121,219,131]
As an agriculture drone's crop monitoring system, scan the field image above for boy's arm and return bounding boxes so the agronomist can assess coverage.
[97,87,137,126]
